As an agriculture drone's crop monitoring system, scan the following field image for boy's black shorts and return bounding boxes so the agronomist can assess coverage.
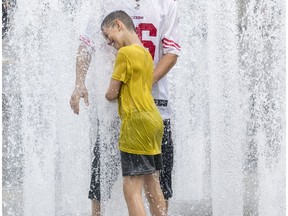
[121,151,162,176]
[88,118,174,201]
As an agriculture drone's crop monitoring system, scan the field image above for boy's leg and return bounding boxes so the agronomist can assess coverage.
[123,175,146,216]
[144,172,167,216]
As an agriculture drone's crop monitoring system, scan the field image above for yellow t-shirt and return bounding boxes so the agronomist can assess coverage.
[112,44,164,155]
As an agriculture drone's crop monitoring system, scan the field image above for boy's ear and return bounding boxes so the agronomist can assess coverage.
[114,19,123,31]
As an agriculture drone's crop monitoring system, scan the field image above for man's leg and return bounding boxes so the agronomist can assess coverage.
[160,169,172,210]
[159,119,174,209]
[89,118,120,216]
[144,172,167,216]
[91,200,101,216]
[88,129,102,216]
[123,176,146,216]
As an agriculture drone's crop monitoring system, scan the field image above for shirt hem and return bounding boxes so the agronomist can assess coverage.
[119,148,161,156]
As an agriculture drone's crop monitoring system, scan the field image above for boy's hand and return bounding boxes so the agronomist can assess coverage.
[70,85,89,115]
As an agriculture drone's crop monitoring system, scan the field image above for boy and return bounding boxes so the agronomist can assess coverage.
[102,10,166,216]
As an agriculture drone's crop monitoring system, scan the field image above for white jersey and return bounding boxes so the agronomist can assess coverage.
[81,0,181,119]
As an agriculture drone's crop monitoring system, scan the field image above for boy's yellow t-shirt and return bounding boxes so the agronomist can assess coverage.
[111,44,164,155]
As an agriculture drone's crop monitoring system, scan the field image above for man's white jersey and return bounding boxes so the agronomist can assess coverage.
[81,0,181,119]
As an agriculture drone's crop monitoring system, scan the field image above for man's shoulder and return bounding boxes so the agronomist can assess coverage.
[153,0,177,13]
[157,0,177,6]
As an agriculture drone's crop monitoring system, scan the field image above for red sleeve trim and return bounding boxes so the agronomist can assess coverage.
[162,38,181,51]
[79,35,95,51]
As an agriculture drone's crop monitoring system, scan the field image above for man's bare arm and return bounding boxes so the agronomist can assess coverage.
[70,43,92,114]
[153,53,178,84]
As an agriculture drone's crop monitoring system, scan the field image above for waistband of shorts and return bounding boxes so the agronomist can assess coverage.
[154,99,168,107]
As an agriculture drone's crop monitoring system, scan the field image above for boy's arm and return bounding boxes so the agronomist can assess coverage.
[105,79,122,101]
[70,43,92,114]
[153,53,178,84]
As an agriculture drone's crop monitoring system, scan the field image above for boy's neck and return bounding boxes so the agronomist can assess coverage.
[124,32,142,47]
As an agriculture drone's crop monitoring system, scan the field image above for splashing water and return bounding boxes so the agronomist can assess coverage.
[2,0,285,215]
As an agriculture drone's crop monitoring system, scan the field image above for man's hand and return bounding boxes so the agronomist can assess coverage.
[70,85,89,115]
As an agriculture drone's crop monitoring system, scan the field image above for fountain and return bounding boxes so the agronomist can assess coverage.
[2,0,285,215]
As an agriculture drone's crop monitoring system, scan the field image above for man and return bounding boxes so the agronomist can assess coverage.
[70,1,180,215]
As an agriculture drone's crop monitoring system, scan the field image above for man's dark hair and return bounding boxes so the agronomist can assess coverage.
[101,10,135,32]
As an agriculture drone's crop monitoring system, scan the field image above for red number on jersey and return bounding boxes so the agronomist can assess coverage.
[136,23,157,59]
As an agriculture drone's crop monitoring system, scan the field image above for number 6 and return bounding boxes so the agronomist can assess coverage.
[136,23,157,59]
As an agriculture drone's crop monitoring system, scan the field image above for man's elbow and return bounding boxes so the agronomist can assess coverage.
[170,54,178,66]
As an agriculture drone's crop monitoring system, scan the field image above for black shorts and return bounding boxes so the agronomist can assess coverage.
[88,118,120,201]
[159,119,174,200]
[121,151,163,176]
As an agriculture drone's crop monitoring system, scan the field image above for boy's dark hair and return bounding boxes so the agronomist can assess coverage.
[101,10,136,32]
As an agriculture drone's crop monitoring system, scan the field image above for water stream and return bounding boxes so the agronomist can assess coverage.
[2,0,285,215]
